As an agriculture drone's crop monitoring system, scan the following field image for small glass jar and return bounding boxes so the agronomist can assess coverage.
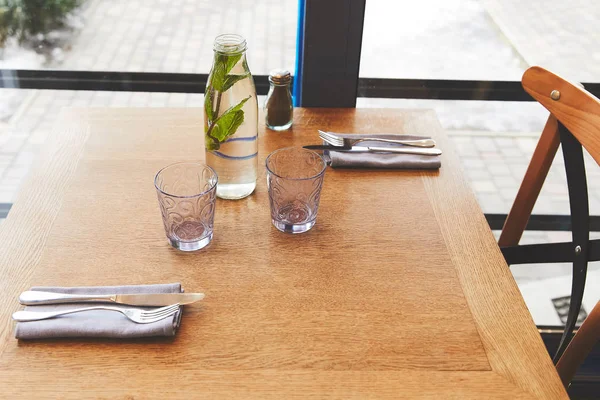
[265,69,293,131]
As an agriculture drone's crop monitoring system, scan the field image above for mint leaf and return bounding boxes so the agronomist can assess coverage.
[205,127,221,150]
[204,88,214,124]
[214,95,250,122]
[205,121,222,150]
[206,142,220,151]
[209,96,251,143]
[224,53,242,74]
[222,72,250,92]
[211,111,245,143]
[209,53,242,92]
[209,61,226,92]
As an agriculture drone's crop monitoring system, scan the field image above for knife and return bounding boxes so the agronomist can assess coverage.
[19,291,205,306]
[303,145,442,156]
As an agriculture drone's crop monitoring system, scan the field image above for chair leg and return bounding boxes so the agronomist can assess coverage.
[499,115,559,247]
[553,122,590,363]
[556,301,600,387]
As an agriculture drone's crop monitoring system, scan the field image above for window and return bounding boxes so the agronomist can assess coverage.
[0,0,298,207]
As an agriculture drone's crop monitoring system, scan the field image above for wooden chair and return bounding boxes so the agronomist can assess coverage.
[498,66,600,372]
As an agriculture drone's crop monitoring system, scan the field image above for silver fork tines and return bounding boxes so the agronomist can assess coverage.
[319,130,436,148]
[12,304,181,324]
[319,130,345,146]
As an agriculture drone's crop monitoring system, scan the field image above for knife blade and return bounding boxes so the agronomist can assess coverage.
[19,291,205,306]
[303,145,442,156]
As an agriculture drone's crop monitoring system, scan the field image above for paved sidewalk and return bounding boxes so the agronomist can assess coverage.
[64,0,296,74]
[483,0,600,82]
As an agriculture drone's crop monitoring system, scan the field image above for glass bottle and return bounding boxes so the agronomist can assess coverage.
[204,34,258,200]
[265,69,293,131]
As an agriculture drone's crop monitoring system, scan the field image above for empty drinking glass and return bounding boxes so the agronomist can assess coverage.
[266,147,326,233]
[154,162,218,251]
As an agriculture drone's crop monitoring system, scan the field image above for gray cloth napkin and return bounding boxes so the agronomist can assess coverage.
[325,133,441,169]
[15,283,183,340]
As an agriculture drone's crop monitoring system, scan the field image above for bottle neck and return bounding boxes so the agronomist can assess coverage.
[270,82,291,89]
[213,51,247,59]
[213,51,248,73]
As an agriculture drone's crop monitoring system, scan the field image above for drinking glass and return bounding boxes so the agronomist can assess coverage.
[266,147,326,233]
[154,162,218,251]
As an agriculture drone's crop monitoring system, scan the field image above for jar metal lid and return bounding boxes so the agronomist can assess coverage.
[269,69,291,85]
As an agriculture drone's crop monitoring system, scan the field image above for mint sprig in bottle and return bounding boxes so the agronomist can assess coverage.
[204,34,258,200]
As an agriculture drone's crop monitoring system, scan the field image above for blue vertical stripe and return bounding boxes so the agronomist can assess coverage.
[293,0,305,107]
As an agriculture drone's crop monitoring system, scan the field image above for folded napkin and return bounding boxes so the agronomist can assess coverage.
[15,283,183,340]
[325,133,441,169]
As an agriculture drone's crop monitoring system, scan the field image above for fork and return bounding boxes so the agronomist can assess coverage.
[319,130,436,148]
[12,304,180,324]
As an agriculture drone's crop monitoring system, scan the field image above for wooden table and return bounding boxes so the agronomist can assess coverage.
[0,108,567,398]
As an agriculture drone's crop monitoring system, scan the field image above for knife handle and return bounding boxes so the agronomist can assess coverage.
[303,145,341,150]
[19,291,116,305]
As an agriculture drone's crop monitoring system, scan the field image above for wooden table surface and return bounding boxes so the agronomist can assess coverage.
[0,108,567,399]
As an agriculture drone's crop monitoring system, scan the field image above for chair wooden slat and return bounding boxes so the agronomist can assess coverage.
[498,115,559,247]
[556,301,600,387]
[522,66,600,166]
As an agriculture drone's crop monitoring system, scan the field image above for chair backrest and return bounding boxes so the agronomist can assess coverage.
[499,67,600,247]
[499,66,600,386]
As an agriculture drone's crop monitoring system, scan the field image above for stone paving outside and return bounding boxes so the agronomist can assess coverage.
[0,0,599,294]
[57,0,296,75]
[483,0,600,83]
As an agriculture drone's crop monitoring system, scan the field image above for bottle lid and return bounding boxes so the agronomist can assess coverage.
[269,69,291,85]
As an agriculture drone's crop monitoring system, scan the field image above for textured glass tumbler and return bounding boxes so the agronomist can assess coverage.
[154,162,218,251]
[266,147,326,233]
